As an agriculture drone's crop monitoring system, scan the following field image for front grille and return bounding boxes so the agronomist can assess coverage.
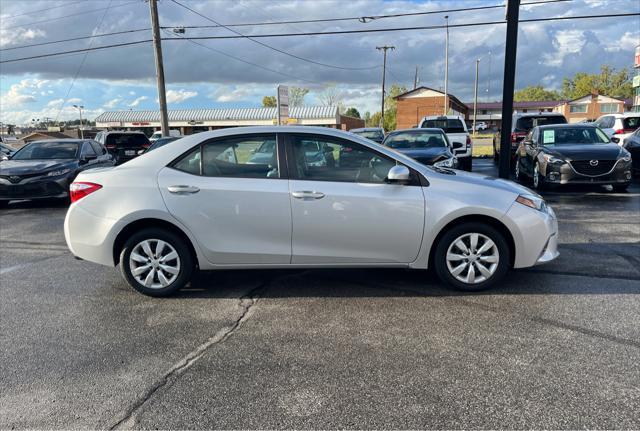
[570,160,616,176]
[0,182,65,198]
[0,172,45,182]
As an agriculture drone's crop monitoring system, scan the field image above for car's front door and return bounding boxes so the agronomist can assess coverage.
[285,134,425,264]
[158,133,292,265]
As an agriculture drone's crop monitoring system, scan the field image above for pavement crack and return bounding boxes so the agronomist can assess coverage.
[107,282,266,430]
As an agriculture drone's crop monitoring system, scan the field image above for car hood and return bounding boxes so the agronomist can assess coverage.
[542,143,621,160]
[431,167,537,196]
[394,147,452,164]
[0,159,77,176]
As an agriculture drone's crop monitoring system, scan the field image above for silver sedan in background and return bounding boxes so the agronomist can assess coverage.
[64,126,558,297]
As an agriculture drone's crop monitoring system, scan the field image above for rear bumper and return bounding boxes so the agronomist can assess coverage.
[64,203,119,266]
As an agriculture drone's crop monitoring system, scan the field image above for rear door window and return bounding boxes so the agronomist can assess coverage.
[623,117,640,130]
[201,134,279,179]
[421,119,466,133]
[105,134,150,148]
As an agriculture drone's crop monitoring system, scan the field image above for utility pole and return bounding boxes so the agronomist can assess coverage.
[473,58,480,137]
[376,45,395,129]
[486,50,492,102]
[73,105,84,139]
[443,15,449,115]
[413,65,419,89]
[149,0,169,137]
[499,0,520,179]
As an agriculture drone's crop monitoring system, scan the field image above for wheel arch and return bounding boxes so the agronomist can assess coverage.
[112,218,200,268]
[428,214,516,269]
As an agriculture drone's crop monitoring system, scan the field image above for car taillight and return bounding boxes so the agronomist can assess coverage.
[70,182,102,203]
[142,143,151,149]
[105,144,117,151]
[466,136,472,147]
[614,129,635,135]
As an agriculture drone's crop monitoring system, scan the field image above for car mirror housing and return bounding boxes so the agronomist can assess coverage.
[452,142,464,150]
[386,165,410,184]
[611,137,620,144]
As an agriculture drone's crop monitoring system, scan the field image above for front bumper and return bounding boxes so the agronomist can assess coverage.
[0,175,70,201]
[543,159,632,185]
[502,202,559,268]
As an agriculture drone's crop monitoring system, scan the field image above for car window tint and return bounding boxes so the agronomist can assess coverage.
[172,146,201,175]
[89,141,104,155]
[105,134,149,147]
[515,116,566,131]
[13,141,79,160]
[81,142,97,156]
[623,117,640,130]
[290,135,396,184]
[421,119,466,133]
[202,134,278,179]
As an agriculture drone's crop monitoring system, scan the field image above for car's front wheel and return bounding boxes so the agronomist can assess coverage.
[119,228,194,297]
[434,223,510,291]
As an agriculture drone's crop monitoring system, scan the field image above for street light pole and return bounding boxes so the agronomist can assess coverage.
[473,58,480,137]
[376,45,395,130]
[73,104,84,139]
[149,0,170,137]
[444,15,449,115]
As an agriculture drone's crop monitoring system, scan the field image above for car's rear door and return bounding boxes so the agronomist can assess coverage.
[285,133,425,264]
[158,133,292,265]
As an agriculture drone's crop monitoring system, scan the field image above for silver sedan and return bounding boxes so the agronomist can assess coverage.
[64,126,558,296]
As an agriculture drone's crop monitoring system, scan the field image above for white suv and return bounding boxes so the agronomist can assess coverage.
[419,115,472,171]
[594,113,640,144]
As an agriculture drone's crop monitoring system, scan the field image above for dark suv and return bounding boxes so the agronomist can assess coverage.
[493,112,567,166]
[94,131,151,164]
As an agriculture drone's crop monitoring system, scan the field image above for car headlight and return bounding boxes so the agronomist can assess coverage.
[619,149,632,162]
[542,154,565,164]
[47,168,71,177]
[433,157,456,168]
[516,194,548,213]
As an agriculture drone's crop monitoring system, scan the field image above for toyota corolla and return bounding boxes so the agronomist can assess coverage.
[64,126,559,297]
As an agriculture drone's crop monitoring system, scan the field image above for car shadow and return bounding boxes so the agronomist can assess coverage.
[1,198,68,210]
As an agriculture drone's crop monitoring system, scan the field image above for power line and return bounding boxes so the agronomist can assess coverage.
[163,0,571,29]
[1,0,87,20]
[0,0,572,52]
[0,28,150,52]
[3,12,639,64]
[55,0,115,122]
[161,29,322,85]
[170,0,380,71]
[2,1,141,31]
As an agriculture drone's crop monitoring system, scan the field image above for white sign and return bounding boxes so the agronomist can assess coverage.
[277,85,289,126]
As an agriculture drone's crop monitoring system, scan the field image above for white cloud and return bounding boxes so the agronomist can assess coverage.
[129,91,136,95]
[165,89,198,104]
[542,30,587,67]
[1,79,46,106]
[129,96,148,107]
[103,98,122,109]
[0,28,45,47]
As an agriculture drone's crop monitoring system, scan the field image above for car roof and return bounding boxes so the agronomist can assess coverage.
[514,112,565,118]
[102,130,147,135]
[388,128,444,134]
[421,115,464,120]
[536,123,597,129]
[28,138,85,144]
[350,127,383,132]
[602,112,640,118]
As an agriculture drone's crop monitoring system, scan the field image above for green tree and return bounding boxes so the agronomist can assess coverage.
[289,87,309,107]
[344,107,361,118]
[262,96,277,107]
[561,65,633,100]
[514,85,561,102]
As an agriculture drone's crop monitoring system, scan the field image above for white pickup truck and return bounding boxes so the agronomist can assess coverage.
[418,115,472,171]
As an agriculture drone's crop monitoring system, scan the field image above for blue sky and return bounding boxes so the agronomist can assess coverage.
[1,0,638,125]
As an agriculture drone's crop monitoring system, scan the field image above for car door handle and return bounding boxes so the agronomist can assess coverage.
[291,191,325,200]
[168,185,200,195]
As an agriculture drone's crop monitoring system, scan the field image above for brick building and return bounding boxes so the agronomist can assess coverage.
[554,93,625,123]
[394,87,468,130]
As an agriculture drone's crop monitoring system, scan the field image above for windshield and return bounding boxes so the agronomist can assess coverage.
[354,130,384,141]
[385,131,448,149]
[515,115,566,132]
[12,141,79,160]
[148,137,178,151]
[421,119,465,133]
[540,127,610,145]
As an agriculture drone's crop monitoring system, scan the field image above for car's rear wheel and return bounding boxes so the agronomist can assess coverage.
[434,223,510,291]
[119,228,194,297]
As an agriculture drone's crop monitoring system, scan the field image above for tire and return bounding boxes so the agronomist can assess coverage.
[459,157,472,172]
[119,228,194,297]
[0,200,8,209]
[611,183,630,193]
[434,222,510,291]
[532,161,546,191]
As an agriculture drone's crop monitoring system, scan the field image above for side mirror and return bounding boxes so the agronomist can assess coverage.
[452,142,464,150]
[81,154,97,164]
[611,137,620,144]
[386,165,410,184]
[1,155,9,161]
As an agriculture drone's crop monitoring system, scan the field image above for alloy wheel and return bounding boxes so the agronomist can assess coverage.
[129,239,181,289]
[533,163,540,189]
[445,233,500,284]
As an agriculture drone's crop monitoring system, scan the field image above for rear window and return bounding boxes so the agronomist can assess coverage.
[105,133,150,148]
[515,116,566,132]
[622,117,640,130]
[354,130,384,141]
[421,119,466,133]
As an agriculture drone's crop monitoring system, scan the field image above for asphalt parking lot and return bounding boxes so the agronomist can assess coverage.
[1,159,639,429]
